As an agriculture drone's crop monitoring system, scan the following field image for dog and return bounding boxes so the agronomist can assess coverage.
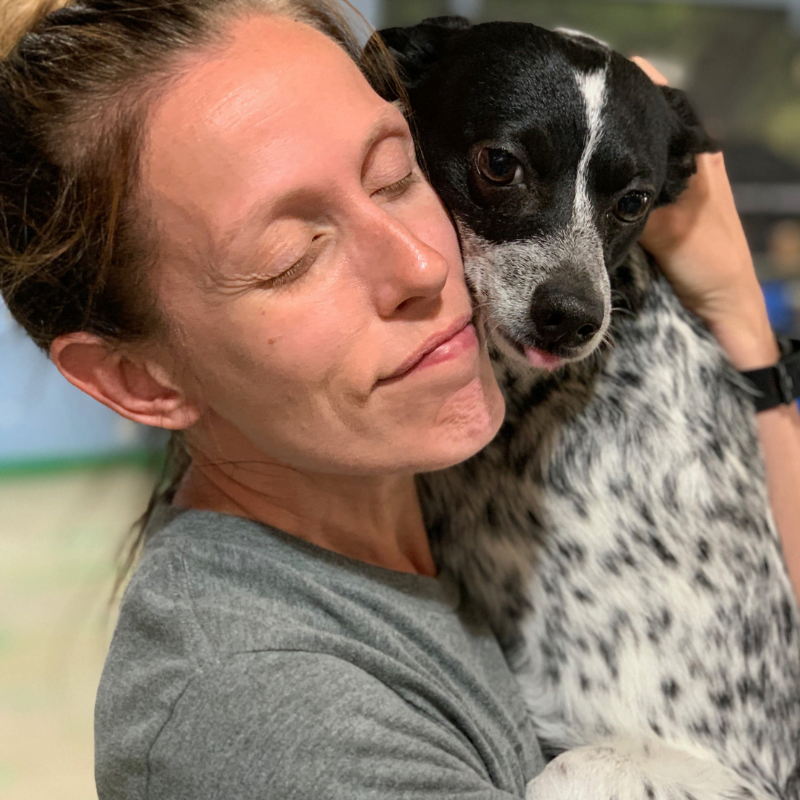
[366,17,800,800]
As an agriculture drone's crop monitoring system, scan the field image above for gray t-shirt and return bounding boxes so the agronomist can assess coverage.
[95,505,545,799]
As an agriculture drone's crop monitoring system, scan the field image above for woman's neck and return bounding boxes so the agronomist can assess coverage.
[173,458,437,577]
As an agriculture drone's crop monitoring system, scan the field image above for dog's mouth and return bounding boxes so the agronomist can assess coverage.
[494,325,603,372]
[494,328,564,371]
[520,345,567,371]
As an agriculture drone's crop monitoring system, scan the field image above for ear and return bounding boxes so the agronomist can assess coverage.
[657,85,719,206]
[555,27,610,51]
[50,332,201,430]
[365,16,472,98]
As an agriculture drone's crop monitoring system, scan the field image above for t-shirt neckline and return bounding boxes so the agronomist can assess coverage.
[146,502,461,612]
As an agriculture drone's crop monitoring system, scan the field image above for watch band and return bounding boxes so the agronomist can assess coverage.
[740,337,800,412]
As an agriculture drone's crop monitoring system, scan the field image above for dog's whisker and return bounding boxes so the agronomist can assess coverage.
[601,330,617,349]
[611,305,634,318]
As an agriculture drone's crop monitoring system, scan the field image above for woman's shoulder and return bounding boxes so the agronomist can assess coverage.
[98,502,474,713]
[105,504,377,671]
[94,506,390,798]
[96,506,544,799]
[121,504,467,657]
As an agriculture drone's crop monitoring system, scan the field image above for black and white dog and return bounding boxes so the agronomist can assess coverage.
[367,17,800,800]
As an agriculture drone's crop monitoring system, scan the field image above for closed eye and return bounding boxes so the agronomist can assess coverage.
[372,170,419,198]
[250,171,419,291]
[260,234,325,290]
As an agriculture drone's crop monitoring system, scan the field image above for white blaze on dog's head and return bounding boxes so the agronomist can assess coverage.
[573,68,607,237]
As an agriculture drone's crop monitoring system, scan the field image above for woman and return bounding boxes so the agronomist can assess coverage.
[1,1,798,797]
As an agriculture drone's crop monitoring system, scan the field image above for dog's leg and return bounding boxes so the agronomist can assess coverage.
[524,738,764,800]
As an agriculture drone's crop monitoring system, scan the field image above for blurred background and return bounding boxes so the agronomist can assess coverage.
[1,0,798,798]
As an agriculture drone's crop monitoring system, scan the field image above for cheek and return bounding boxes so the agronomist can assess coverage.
[192,290,370,411]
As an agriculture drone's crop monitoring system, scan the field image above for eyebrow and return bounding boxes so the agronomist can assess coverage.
[209,101,410,280]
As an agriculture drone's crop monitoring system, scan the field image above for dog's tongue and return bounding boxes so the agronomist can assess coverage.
[523,346,563,371]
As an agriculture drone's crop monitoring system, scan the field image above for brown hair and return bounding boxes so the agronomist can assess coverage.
[0,0,404,591]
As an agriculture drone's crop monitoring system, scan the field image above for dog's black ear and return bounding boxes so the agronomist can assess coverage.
[364,16,472,99]
[657,85,719,205]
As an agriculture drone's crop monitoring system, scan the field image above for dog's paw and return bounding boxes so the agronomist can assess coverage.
[524,739,763,800]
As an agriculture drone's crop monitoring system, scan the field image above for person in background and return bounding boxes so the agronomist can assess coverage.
[762,219,800,336]
[1,1,798,797]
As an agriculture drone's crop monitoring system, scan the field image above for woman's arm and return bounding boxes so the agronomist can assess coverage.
[635,101,800,601]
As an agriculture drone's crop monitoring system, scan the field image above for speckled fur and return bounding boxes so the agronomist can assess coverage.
[417,245,800,798]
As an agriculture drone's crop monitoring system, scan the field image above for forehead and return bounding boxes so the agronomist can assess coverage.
[142,15,386,248]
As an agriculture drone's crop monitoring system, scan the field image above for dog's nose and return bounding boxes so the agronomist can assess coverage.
[530,281,604,350]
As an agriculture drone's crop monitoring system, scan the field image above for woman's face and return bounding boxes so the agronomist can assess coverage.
[143,14,504,475]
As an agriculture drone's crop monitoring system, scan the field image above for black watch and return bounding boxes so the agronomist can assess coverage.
[740,337,800,412]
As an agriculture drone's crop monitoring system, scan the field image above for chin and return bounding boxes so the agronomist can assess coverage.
[418,372,505,472]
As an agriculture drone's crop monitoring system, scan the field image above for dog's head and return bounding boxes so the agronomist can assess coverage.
[367,18,717,370]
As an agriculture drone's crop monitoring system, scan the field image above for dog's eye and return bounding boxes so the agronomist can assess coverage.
[476,147,524,186]
[614,191,652,222]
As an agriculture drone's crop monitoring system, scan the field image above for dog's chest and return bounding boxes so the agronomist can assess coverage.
[504,276,800,791]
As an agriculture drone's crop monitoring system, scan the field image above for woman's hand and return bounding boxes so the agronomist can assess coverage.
[633,57,779,370]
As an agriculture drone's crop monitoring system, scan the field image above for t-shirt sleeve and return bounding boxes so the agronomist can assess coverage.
[145,650,526,800]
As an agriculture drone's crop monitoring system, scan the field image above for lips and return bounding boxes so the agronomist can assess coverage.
[378,314,475,385]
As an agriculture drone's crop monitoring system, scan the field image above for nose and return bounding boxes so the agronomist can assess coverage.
[529,279,605,350]
[355,201,452,317]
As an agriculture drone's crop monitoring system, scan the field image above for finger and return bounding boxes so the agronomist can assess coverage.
[630,56,669,86]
